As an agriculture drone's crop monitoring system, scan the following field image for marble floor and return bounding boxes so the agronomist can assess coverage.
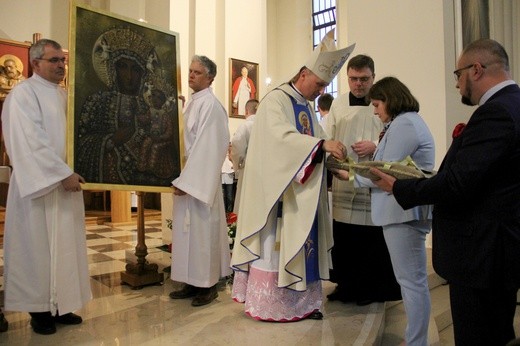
[0,221,386,346]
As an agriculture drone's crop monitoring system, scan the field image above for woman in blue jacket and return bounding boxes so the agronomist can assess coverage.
[338,76,435,346]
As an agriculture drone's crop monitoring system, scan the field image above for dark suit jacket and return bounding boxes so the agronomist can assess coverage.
[393,83,520,289]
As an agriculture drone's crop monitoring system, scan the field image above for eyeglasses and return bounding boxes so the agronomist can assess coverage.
[453,63,486,81]
[348,76,372,83]
[37,57,66,64]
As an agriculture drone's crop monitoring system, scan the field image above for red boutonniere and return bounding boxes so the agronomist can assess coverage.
[452,123,466,138]
[226,212,237,225]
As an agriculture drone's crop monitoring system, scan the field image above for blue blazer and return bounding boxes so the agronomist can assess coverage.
[394,83,520,289]
[356,111,435,226]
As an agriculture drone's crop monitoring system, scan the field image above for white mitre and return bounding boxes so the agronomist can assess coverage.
[304,29,356,83]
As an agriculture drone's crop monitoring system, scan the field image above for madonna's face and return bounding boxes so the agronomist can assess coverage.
[301,115,309,128]
[115,57,144,95]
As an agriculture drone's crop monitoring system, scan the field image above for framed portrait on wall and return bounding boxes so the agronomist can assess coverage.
[229,58,258,118]
[0,38,31,169]
[0,38,31,103]
[68,1,182,192]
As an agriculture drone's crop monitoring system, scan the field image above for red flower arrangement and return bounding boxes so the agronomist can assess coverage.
[226,212,238,250]
[452,123,466,138]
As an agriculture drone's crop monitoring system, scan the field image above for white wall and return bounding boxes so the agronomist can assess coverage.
[337,0,449,168]
[267,0,313,90]
[0,0,69,45]
[166,0,268,135]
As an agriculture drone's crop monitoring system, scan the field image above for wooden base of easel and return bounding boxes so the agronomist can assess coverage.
[120,191,164,289]
[121,268,164,289]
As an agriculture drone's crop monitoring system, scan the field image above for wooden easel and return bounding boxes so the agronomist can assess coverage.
[120,191,164,289]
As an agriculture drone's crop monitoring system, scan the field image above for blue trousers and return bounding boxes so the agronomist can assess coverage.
[383,222,431,346]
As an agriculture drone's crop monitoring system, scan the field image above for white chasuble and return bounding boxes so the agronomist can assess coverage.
[171,88,232,287]
[231,83,333,291]
[2,74,91,314]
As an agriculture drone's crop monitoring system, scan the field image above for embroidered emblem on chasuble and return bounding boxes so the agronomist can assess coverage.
[288,96,314,136]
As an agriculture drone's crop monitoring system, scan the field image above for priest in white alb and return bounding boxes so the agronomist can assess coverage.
[169,55,231,307]
[1,39,91,335]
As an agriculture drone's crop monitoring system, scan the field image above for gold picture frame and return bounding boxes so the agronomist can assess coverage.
[0,38,31,103]
[229,58,258,118]
[68,2,182,192]
[0,38,32,169]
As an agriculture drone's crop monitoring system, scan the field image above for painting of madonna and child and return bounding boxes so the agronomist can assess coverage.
[69,3,182,192]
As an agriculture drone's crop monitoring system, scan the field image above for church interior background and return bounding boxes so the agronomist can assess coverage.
[0,0,519,344]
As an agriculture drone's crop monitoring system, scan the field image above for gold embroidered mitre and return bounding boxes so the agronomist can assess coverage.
[304,29,356,84]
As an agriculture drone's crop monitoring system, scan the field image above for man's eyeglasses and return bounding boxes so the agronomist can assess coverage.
[453,63,486,81]
[37,57,66,64]
[348,76,372,83]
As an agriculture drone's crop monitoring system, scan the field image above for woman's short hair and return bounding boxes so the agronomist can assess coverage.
[368,76,419,118]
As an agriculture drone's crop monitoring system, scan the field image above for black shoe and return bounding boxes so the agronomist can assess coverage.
[55,312,83,325]
[305,310,323,320]
[0,313,8,333]
[326,286,343,301]
[191,285,218,307]
[327,286,353,303]
[356,299,374,306]
[30,312,56,335]
[169,284,199,299]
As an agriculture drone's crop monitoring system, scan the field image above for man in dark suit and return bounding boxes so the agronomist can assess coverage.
[370,39,520,345]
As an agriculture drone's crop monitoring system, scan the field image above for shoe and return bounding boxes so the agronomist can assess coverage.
[327,286,353,303]
[326,286,343,301]
[356,299,374,306]
[305,310,323,320]
[55,312,83,325]
[169,284,199,299]
[29,312,56,335]
[0,313,8,333]
[191,285,218,307]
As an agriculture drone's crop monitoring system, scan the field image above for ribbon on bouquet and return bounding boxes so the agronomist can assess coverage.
[325,155,434,181]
